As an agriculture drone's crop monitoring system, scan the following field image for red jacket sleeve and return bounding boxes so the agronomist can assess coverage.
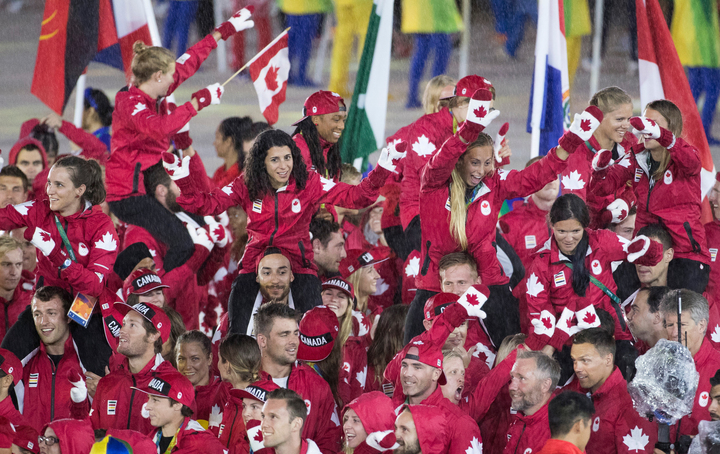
[188,152,216,194]
[668,137,702,177]
[589,153,635,198]
[61,216,119,297]
[498,147,568,200]
[167,35,218,96]
[0,200,33,231]
[464,349,518,422]
[524,258,563,351]
[176,173,249,216]
[122,97,197,144]
[58,121,108,161]
[421,134,466,191]
[319,166,391,209]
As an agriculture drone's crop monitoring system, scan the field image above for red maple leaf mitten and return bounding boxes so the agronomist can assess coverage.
[558,106,603,153]
[575,304,600,330]
[215,6,255,40]
[630,116,676,149]
[457,88,500,143]
[591,148,613,171]
[601,183,636,226]
[246,419,272,454]
[456,284,490,319]
[493,122,510,165]
[192,83,224,111]
[624,234,664,266]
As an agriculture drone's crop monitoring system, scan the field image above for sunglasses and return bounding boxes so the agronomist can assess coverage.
[38,436,60,446]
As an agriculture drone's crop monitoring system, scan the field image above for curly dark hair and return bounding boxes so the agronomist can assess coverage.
[292,117,342,180]
[244,129,308,201]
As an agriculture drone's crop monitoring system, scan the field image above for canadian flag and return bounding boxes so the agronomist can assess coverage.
[249,30,290,125]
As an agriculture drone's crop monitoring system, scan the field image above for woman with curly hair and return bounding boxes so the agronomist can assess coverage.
[163,129,405,331]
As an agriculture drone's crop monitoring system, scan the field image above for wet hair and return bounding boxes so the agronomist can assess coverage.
[33,286,73,314]
[52,156,106,205]
[218,116,253,170]
[639,286,671,313]
[589,86,633,114]
[517,349,561,390]
[367,304,409,384]
[549,194,591,297]
[309,217,341,248]
[244,130,308,201]
[254,302,299,337]
[573,327,616,358]
[0,165,29,192]
[29,123,59,159]
[267,388,307,426]
[594,308,616,337]
[548,391,595,438]
[83,88,113,127]
[637,224,673,251]
[163,306,186,364]
[659,289,709,325]
[450,133,495,249]
[423,75,455,114]
[131,41,175,86]
[645,99,683,180]
[292,117,342,179]
[438,252,478,276]
[143,160,172,197]
[218,334,261,383]
[176,330,212,359]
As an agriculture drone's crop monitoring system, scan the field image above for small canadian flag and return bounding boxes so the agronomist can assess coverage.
[249,30,290,125]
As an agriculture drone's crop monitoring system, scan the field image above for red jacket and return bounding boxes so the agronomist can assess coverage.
[400,108,454,230]
[503,400,551,454]
[175,167,390,275]
[211,387,248,454]
[150,418,228,454]
[57,121,110,165]
[259,364,342,454]
[213,163,241,189]
[418,133,567,290]
[536,439,584,454]
[704,220,720,296]
[459,349,518,423]
[567,368,656,454]
[0,199,118,298]
[20,334,90,431]
[562,134,637,225]
[339,337,368,406]
[194,376,225,428]
[0,285,32,342]
[0,395,28,426]
[499,196,551,272]
[590,138,710,264]
[90,353,177,434]
[106,35,217,201]
[294,133,340,181]
[523,229,652,350]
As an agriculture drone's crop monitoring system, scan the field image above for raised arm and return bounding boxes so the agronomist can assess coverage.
[630,116,701,177]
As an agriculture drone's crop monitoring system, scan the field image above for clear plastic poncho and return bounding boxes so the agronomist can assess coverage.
[627,339,699,425]
[688,420,720,454]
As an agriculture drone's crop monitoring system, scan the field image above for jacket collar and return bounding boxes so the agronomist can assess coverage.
[694,339,716,368]
[54,200,94,222]
[121,353,165,376]
[588,367,624,399]
[517,399,550,424]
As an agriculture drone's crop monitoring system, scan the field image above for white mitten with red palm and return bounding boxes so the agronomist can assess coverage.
[203,216,230,247]
[493,122,510,165]
[591,148,614,171]
[630,116,675,149]
[575,305,601,330]
[366,431,400,452]
[377,141,408,174]
[162,152,191,182]
[456,284,490,319]
[247,419,272,454]
[558,106,604,153]
[69,369,88,403]
[624,234,664,266]
[457,88,500,143]
[216,6,255,40]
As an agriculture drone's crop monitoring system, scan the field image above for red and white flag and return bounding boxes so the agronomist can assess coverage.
[249,30,290,125]
[636,0,716,222]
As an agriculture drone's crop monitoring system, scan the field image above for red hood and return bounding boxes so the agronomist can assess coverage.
[9,136,48,168]
[344,391,396,435]
[19,119,40,138]
[42,418,94,454]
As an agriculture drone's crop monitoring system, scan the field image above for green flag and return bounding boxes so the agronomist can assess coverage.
[340,0,394,168]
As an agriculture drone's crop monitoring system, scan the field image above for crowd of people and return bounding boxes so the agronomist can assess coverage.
[0,5,719,454]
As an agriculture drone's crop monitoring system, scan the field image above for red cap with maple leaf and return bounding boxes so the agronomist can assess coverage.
[131,370,195,407]
[423,293,459,321]
[403,339,447,385]
[292,90,346,126]
[0,348,22,386]
[122,268,169,300]
[114,300,171,343]
[441,75,493,99]
[339,247,390,279]
[297,306,339,362]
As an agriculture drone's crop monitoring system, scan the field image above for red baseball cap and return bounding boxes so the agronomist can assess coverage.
[404,339,446,385]
[292,90,346,125]
[321,277,355,300]
[235,377,281,402]
[132,370,194,407]
[13,425,39,454]
[423,293,459,321]
[297,306,339,362]
[0,348,22,386]
[716,171,720,183]
[114,301,171,343]
[0,417,13,450]
[339,248,389,279]
[122,268,169,300]
[441,75,493,99]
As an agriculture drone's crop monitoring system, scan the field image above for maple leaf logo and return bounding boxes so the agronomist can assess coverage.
[356,365,367,387]
[254,430,263,443]
[561,170,586,190]
[131,103,146,116]
[583,312,596,324]
[216,87,222,99]
[647,119,656,127]
[12,200,34,216]
[320,176,336,192]
[95,231,117,251]
[465,437,482,454]
[466,294,480,306]
[618,155,631,168]
[473,106,487,119]
[265,66,279,91]
[623,426,649,452]
[412,135,436,158]
[405,256,420,278]
[208,404,223,428]
[580,119,592,132]
[472,342,496,368]
[712,325,720,344]
[353,311,370,337]
[542,317,553,329]
[526,273,545,297]
[213,225,224,240]
[342,362,351,373]
[40,231,52,242]
[498,169,509,181]
[222,182,234,196]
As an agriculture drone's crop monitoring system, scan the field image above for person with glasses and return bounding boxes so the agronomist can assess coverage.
[39,418,94,454]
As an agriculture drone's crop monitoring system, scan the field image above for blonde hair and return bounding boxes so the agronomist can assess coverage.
[346,267,371,313]
[589,86,633,114]
[0,237,22,260]
[645,99,684,181]
[337,294,354,346]
[131,41,175,85]
[449,133,495,250]
[495,333,527,366]
[423,75,456,114]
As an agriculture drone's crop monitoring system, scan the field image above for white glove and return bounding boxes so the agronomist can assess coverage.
[493,122,509,163]
[188,224,214,252]
[555,307,579,337]
[204,216,230,247]
[218,211,230,227]
[625,235,651,263]
[227,7,255,32]
[246,420,266,452]
[606,198,630,224]
[30,227,57,257]
[456,285,490,319]
[69,370,88,403]
[365,430,399,452]
[377,140,407,173]
[568,108,603,142]
[575,305,600,330]
[162,152,191,181]
[466,90,500,129]
[630,116,675,148]
[591,148,614,171]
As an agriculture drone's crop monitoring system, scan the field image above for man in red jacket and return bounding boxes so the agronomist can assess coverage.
[0,348,26,426]
[21,286,89,431]
[626,286,672,355]
[660,289,720,443]
[504,350,560,454]
[537,391,594,454]
[255,303,341,454]
[138,370,227,454]
[90,300,175,433]
[0,237,31,342]
[0,166,28,208]
[569,328,656,453]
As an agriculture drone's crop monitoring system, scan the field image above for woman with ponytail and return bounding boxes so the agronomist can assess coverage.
[523,194,664,355]
[0,156,117,297]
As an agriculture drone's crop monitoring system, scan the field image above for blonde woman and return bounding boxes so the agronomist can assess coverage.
[339,249,387,316]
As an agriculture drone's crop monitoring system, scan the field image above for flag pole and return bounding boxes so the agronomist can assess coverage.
[213,0,228,73]
[222,28,290,86]
[589,0,604,96]
[530,0,550,158]
[458,0,470,78]
[73,72,87,128]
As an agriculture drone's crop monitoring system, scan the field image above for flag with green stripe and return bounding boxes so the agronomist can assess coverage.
[670,0,720,67]
[340,0,394,168]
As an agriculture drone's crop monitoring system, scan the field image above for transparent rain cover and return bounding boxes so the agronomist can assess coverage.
[688,420,720,454]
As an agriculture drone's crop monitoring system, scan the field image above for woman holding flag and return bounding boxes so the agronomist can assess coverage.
[590,99,712,293]
[105,7,254,273]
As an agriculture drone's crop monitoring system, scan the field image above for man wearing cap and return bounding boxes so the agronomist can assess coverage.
[11,425,39,454]
[0,237,31,342]
[136,370,226,454]
[91,300,177,434]
[394,405,453,454]
[309,218,346,279]
[0,348,26,426]
[19,286,91,431]
[260,388,322,454]
[254,303,341,454]
[705,171,720,297]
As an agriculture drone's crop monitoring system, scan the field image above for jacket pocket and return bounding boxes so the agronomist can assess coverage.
[420,241,431,276]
